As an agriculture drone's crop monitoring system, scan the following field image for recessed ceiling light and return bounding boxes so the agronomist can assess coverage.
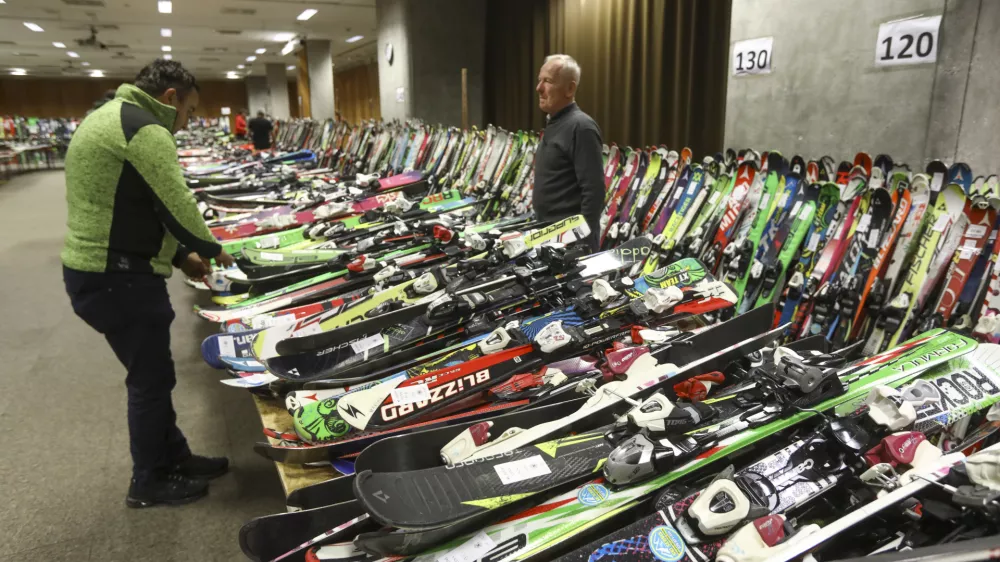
[53,42,66,48]
[67,51,80,58]
[11,68,27,75]
[226,72,240,79]
[345,35,363,43]
[90,70,105,77]
[246,55,256,62]
[158,0,172,14]
[255,48,266,54]
[161,28,172,38]
[24,22,44,32]
[237,64,245,69]
[286,65,295,70]
[272,33,294,42]
[296,9,317,20]
[281,41,295,56]
[163,54,172,60]
[161,45,171,52]
[81,61,91,66]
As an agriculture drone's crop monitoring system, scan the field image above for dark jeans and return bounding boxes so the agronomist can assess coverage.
[63,266,190,483]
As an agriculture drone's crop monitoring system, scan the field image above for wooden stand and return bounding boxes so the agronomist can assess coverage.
[252,395,337,496]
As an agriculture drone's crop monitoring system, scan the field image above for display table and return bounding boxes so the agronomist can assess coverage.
[252,394,337,496]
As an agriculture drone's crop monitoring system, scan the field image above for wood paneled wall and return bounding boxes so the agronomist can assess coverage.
[0,77,248,119]
[335,63,381,123]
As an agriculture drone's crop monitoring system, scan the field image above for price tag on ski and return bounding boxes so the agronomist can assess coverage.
[292,323,323,337]
[959,246,979,260]
[252,314,297,330]
[259,252,284,261]
[933,213,951,232]
[875,15,941,67]
[437,531,497,562]
[966,224,988,239]
[218,335,236,357]
[867,229,881,248]
[856,213,872,233]
[732,36,773,76]
[350,333,385,354]
[807,232,821,252]
[257,235,280,248]
[495,455,552,485]
[390,383,431,405]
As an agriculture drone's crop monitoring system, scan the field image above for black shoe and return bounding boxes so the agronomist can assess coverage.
[173,454,230,480]
[125,473,208,508]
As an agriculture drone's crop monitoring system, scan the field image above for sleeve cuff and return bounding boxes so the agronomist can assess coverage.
[172,245,191,268]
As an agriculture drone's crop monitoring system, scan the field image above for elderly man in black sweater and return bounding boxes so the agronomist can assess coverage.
[533,54,605,250]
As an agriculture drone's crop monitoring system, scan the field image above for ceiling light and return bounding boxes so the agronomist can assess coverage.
[272,33,294,42]
[345,35,363,43]
[226,72,240,79]
[67,51,80,58]
[237,64,245,69]
[90,70,105,77]
[281,41,295,56]
[53,42,66,48]
[246,55,256,62]
[296,9,317,20]
[161,28,172,38]
[286,65,295,70]
[255,48,267,55]
[161,45,171,52]
[81,61,91,66]
[163,54,172,60]
[158,1,172,14]
[11,68,27,76]
[24,22,44,32]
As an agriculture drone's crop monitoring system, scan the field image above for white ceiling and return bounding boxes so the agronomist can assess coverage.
[0,0,377,79]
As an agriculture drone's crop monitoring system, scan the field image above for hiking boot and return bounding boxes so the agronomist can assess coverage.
[173,454,230,480]
[125,473,208,508]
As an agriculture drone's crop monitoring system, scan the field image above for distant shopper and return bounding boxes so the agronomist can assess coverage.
[234,108,248,139]
[61,58,235,508]
[533,54,604,250]
[248,110,273,150]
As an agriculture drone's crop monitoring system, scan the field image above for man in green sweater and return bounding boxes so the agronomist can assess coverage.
[62,59,236,508]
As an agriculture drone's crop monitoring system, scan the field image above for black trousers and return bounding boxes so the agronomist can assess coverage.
[63,266,190,483]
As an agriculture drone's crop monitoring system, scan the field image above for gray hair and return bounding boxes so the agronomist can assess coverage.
[544,54,581,84]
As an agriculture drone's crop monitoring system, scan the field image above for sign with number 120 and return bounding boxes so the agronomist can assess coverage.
[875,15,941,67]
[732,37,772,76]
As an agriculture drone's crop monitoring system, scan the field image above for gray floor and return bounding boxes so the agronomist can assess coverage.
[0,171,287,560]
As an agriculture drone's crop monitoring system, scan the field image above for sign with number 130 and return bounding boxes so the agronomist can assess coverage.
[732,37,773,76]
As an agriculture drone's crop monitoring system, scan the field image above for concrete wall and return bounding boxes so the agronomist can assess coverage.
[246,76,269,116]
[374,0,485,126]
[306,40,336,120]
[725,0,999,174]
[376,0,412,120]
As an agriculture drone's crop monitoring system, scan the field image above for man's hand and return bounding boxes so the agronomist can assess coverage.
[180,252,211,279]
[214,250,236,269]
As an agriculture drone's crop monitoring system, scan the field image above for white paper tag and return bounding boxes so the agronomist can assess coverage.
[436,531,497,562]
[217,335,236,357]
[687,181,698,195]
[789,201,802,219]
[799,203,813,220]
[732,36,773,76]
[777,191,790,209]
[807,232,821,252]
[931,173,945,193]
[856,214,872,233]
[966,224,988,239]
[391,383,431,405]
[708,191,721,207]
[258,235,280,249]
[875,15,941,68]
[959,246,978,260]
[933,213,951,232]
[350,333,385,354]
[293,323,323,337]
[252,314,298,330]
[867,229,881,248]
[260,252,284,261]
[495,455,552,485]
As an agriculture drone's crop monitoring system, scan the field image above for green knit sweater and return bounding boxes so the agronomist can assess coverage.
[61,84,221,277]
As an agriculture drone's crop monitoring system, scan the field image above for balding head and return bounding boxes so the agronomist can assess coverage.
[537,54,581,115]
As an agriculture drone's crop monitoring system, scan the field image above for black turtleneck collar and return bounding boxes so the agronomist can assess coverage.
[547,102,578,124]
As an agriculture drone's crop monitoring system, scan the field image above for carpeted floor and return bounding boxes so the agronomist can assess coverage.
[0,170,287,561]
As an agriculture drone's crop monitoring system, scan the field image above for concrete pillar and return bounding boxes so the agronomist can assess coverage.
[376,0,485,125]
[306,39,335,120]
[246,76,269,115]
[266,63,291,119]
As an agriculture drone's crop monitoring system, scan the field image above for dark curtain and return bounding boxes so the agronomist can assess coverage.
[485,0,731,157]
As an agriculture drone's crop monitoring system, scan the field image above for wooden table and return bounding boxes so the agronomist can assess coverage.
[252,394,338,496]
